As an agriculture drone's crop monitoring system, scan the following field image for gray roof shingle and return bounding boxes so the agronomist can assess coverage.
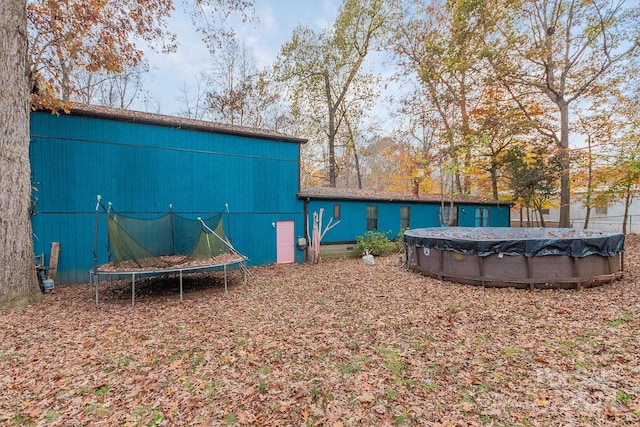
[298,186,511,206]
[67,103,307,144]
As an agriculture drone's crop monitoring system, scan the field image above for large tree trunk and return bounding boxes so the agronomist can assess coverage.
[490,161,499,200]
[0,0,42,309]
[345,119,363,189]
[328,132,336,187]
[583,206,592,230]
[353,149,362,190]
[558,101,571,228]
[583,136,593,230]
[459,77,472,195]
[536,203,546,228]
[622,189,631,235]
[324,71,337,187]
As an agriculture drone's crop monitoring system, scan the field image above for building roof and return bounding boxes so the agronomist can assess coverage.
[298,186,513,206]
[63,103,308,144]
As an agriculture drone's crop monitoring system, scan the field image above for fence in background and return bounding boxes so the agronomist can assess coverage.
[511,215,637,234]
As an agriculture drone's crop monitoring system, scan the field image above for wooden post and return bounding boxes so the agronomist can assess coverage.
[49,242,60,281]
[526,257,534,290]
[573,257,581,290]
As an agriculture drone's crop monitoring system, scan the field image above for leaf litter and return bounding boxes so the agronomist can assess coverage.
[1,236,639,426]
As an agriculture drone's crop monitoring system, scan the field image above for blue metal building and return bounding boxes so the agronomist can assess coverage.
[30,105,307,284]
[298,187,512,256]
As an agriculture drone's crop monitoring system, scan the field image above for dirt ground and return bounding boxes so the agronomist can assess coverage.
[1,236,639,426]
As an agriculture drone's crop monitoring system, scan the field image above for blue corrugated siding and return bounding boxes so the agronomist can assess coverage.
[457,205,511,227]
[306,200,511,244]
[30,111,305,284]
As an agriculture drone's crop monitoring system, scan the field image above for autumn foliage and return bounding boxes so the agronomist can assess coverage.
[26,0,175,107]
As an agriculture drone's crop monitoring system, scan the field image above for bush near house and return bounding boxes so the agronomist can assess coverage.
[356,230,399,256]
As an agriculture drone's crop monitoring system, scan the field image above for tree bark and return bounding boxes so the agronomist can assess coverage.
[324,70,337,187]
[536,204,546,228]
[459,75,471,195]
[490,161,499,200]
[558,101,571,228]
[0,0,42,309]
[623,189,631,235]
[345,118,362,189]
[583,135,593,229]
[353,149,362,190]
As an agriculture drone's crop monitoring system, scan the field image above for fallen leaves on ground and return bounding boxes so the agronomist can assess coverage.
[97,253,244,271]
[1,236,639,426]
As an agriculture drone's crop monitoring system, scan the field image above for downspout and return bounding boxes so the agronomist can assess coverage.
[93,195,101,276]
[303,197,309,262]
[93,195,101,304]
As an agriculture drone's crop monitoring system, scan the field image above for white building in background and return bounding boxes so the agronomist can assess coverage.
[510,196,640,234]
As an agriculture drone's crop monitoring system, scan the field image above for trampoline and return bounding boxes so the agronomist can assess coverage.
[90,257,246,306]
[91,196,248,306]
[404,227,625,289]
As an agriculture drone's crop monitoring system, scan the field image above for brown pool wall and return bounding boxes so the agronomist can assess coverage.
[404,228,624,290]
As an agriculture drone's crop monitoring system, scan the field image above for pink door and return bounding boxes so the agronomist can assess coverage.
[276,221,295,264]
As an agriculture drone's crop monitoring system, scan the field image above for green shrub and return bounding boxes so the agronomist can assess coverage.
[356,230,396,256]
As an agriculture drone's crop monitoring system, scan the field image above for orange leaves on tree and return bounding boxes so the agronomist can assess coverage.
[27,0,175,107]
[378,138,436,194]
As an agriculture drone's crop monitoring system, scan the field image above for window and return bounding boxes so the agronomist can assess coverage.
[366,205,378,231]
[474,207,490,227]
[439,205,458,226]
[400,206,410,230]
[596,205,608,215]
[333,204,341,220]
[541,208,550,215]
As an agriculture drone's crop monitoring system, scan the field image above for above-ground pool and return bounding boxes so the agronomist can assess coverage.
[404,227,625,289]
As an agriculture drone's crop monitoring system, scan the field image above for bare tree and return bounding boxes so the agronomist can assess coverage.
[177,71,214,120]
[205,37,285,129]
[491,0,640,227]
[274,0,388,187]
[71,61,151,109]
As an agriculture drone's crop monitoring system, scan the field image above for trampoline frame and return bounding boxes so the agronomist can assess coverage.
[90,257,247,306]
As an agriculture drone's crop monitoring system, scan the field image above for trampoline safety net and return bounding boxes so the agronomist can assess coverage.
[107,211,234,269]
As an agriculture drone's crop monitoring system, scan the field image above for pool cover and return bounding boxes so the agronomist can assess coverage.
[403,227,625,258]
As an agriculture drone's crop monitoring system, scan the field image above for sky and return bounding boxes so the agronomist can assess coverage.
[137,0,343,116]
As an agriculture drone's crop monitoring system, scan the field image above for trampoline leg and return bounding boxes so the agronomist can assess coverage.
[224,265,228,292]
[132,274,136,307]
[94,273,99,305]
[180,270,183,302]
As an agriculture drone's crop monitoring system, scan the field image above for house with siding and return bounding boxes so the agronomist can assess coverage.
[298,187,512,259]
[512,196,640,233]
[29,104,516,283]
[30,105,307,284]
